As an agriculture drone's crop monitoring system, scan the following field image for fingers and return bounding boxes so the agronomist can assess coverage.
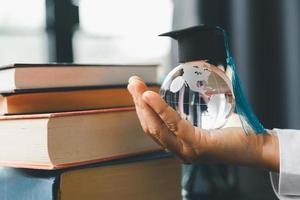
[128,76,166,147]
[128,76,202,163]
[127,76,149,130]
[127,76,188,160]
[142,90,198,146]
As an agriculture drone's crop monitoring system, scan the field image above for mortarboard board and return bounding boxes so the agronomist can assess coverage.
[159,25,227,68]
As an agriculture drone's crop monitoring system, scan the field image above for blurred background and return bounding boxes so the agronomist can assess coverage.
[0,0,299,199]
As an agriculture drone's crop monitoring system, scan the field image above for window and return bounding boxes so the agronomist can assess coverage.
[73,0,173,80]
[0,0,48,65]
[0,0,173,81]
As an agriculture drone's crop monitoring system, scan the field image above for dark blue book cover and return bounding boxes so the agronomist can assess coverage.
[0,152,176,200]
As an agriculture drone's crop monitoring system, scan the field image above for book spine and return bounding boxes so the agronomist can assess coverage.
[0,168,59,200]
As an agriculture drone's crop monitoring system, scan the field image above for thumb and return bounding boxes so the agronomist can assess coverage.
[142,91,199,146]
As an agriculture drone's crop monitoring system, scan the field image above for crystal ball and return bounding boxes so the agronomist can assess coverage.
[160,61,235,129]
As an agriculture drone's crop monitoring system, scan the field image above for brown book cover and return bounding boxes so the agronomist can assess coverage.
[0,85,160,115]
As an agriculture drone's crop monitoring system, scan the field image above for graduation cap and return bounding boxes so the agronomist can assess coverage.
[159,25,227,68]
[159,25,266,134]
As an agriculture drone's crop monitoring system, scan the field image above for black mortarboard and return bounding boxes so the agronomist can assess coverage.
[159,25,227,67]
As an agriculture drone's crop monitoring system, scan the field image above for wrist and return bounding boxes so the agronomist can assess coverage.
[261,130,279,172]
[198,127,271,168]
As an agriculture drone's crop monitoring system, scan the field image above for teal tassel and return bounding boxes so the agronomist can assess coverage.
[217,27,266,134]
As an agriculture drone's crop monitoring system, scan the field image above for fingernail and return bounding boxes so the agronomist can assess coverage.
[128,77,134,84]
[142,91,149,101]
[129,76,144,84]
[128,76,139,84]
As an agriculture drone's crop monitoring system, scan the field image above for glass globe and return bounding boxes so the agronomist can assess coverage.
[160,61,235,129]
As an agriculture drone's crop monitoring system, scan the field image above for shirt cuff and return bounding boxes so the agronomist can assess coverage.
[270,129,300,199]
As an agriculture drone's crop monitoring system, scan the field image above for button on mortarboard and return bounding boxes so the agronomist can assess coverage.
[159,25,227,68]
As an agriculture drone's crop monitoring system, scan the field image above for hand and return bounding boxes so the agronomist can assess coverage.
[127,76,279,172]
[127,76,210,163]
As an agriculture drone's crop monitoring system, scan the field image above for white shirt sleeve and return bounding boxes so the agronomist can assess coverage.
[270,129,300,200]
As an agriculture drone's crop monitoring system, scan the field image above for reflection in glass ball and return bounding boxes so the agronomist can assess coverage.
[160,61,235,130]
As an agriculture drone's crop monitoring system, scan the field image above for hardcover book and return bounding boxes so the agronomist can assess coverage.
[0,107,161,169]
[0,153,181,200]
[0,85,159,115]
[0,63,158,93]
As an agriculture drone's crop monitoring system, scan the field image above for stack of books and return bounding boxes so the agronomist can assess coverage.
[0,63,181,199]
